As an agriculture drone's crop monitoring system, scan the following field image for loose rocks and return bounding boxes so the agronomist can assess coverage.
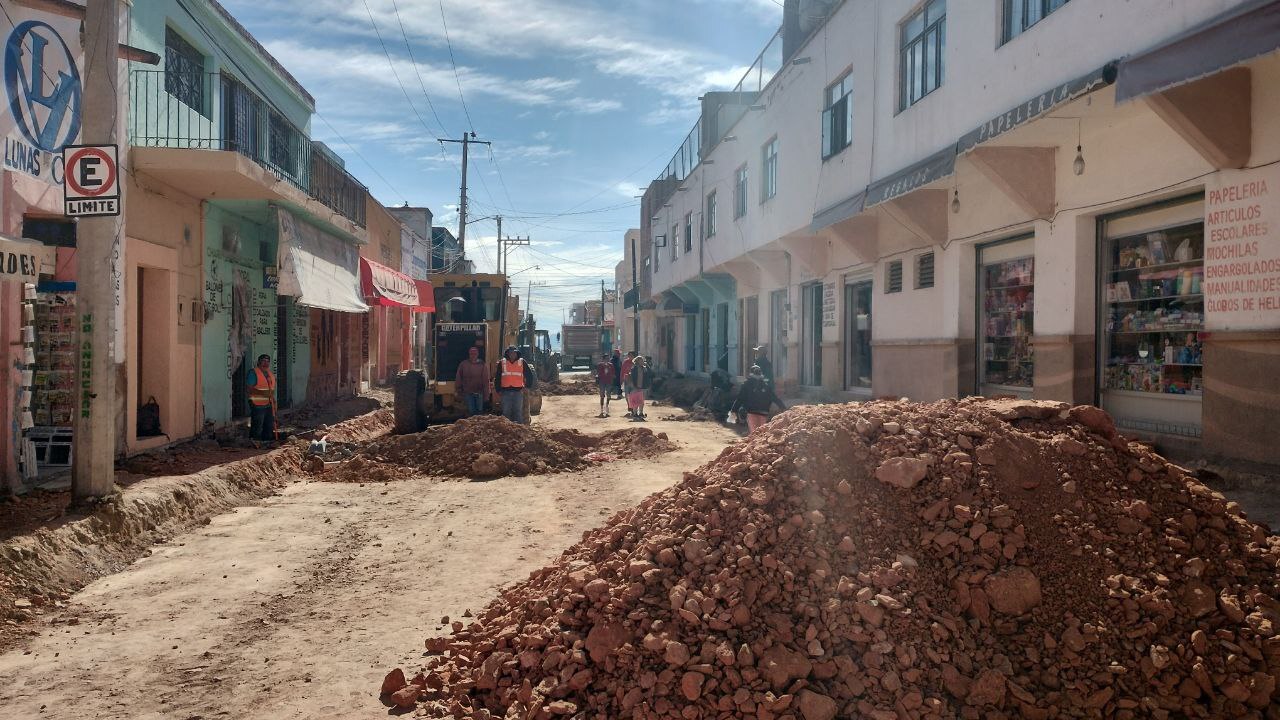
[325,416,677,481]
[384,399,1280,719]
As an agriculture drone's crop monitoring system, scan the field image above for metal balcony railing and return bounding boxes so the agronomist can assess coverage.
[130,69,366,227]
[652,28,783,206]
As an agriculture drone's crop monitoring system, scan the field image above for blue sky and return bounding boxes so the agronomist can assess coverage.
[220,0,782,325]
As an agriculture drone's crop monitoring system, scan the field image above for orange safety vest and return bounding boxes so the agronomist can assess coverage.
[250,367,276,407]
[499,358,526,389]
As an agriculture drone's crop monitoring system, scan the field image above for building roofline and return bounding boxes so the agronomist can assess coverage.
[206,0,316,110]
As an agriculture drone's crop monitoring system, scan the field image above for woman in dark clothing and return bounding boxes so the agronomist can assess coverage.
[730,364,787,433]
[753,346,774,384]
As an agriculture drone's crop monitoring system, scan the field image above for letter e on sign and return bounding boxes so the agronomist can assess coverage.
[62,144,120,217]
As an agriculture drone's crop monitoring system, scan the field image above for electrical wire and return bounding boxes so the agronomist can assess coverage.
[388,0,449,135]
[436,0,476,132]
[362,0,443,140]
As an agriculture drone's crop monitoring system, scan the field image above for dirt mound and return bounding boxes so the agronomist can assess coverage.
[383,399,1279,718]
[541,377,599,396]
[324,417,678,481]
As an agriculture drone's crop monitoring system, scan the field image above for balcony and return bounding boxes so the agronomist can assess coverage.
[129,69,366,227]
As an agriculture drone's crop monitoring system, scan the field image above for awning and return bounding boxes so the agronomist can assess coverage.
[1115,0,1280,103]
[360,257,419,307]
[865,146,957,207]
[413,279,435,313]
[957,63,1118,153]
[276,208,368,313]
[0,233,55,282]
[811,191,866,234]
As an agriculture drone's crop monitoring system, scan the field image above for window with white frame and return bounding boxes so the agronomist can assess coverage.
[706,191,717,238]
[900,0,946,110]
[761,137,778,203]
[1003,0,1070,43]
[734,165,748,218]
[822,71,853,159]
[684,213,693,253]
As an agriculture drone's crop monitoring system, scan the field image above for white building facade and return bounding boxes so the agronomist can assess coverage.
[638,0,1280,468]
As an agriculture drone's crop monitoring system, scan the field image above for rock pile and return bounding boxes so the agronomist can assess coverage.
[541,378,599,396]
[383,398,1280,718]
[326,416,677,481]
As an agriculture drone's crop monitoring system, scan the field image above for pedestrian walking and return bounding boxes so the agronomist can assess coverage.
[753,346,774,384]
[247,354,276,446]
[628,355,651,421]
[610,349,623,399]
[455,345,489,417]
[494,345,536,424]
[621,350,638,417]
[729,364,787,433]
[594,353,616,417]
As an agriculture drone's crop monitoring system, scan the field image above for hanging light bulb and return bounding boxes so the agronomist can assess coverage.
[951,188,960,214]
[1073,144,1086,176]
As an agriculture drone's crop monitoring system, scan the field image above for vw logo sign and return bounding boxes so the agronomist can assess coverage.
[4,20,82,154]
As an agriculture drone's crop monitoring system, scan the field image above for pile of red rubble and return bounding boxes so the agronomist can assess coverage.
[541,378,599,396]
[382,398,1279,719]
[327,416,676,481]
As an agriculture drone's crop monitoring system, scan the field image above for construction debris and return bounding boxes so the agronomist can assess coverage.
[383,398,1280,719]
[324,416,677,481]
[540,377,599,396]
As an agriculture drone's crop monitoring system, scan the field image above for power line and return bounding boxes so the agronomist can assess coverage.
[388,0,449,135]
[315,112,407,204]
[436,0,476,132]
[362,0,442,139]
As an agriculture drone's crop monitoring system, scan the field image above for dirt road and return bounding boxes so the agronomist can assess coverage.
[0,394,738,719]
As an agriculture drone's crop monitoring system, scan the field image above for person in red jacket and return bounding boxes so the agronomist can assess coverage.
[594,352,616,417]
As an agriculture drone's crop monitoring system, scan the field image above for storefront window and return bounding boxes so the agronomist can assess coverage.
[1099,199,1204,437]
[978,238,1034,396]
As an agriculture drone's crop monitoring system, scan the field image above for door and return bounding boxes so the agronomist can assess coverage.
[716,303,729,371]
[978,236,1035,399]
[844,280,872,390]
[684,315,697,371]
[742,296,759,372]
[801,283,823,386]
[769,289,788,381]
[700,308,710,371]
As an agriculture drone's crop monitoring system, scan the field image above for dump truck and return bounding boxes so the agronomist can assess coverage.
[394,272,541,433]
[560,324,600,371]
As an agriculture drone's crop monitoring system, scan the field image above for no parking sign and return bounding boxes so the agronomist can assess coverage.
[62,144,120,217]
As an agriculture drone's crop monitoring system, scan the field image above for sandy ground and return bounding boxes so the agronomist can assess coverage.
[0,393,739,720]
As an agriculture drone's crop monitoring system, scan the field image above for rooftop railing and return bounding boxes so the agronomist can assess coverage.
[129,69,366,227]
[652,28,783,196]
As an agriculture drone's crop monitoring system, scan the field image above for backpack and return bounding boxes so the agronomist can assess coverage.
[137,396,164,438]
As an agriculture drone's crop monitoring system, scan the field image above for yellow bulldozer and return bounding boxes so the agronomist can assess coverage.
[394,272,543,433]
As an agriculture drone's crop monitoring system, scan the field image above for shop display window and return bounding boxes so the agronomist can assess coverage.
[979,248,1034,394]
[1101,223,1204,397]
[30,293,77,427]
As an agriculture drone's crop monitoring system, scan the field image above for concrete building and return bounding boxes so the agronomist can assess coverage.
[639,0,1280,469]
[128,0,370,429]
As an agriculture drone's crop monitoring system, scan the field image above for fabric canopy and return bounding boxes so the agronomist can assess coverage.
[412,279,436,313]
[1115,0,1280,103]
[275,208,368,313]
[360,257,419,307]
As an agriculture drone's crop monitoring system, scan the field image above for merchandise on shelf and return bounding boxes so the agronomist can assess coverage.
[980,257,1034,389]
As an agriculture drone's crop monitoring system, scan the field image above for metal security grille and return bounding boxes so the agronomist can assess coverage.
[886,260,903,293]
[165,27,207,115]
[916,252,935,289]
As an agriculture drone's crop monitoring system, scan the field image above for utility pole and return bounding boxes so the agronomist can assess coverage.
[438,132,490,258]
[630,234,639,355]
[500,232,529,277]
[599,279,606,353]
[495,215,502,274]
[73,0,124,501]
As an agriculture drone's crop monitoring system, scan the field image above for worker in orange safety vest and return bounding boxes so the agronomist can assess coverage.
[248,353,277,445]
[493,345,536,424]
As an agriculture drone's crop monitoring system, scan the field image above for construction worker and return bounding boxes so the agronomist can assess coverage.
[247,353,276,445]
[494,345,536,424]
